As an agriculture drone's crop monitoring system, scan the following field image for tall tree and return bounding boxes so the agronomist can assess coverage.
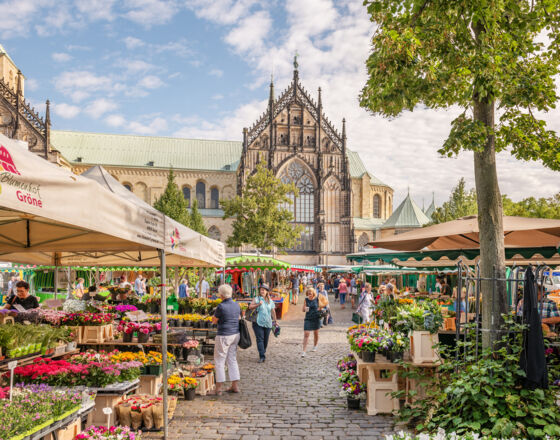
[189,199,208,236]
[431,178,478,224]
[360,1,560,346]
[153,168,191,227]
[222,161,302,251]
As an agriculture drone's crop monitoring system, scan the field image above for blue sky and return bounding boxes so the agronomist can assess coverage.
[1,0,558,207]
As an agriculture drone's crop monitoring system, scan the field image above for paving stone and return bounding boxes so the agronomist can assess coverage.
[145,297,397,439]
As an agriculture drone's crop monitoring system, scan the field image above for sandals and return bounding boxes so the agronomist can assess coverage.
[226,388,240,394]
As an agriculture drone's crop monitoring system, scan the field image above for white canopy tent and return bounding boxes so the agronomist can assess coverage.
[0,134,225,267]
[0,134,225,438]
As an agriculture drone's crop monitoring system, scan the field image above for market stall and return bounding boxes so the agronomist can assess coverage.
[0,133,225,439]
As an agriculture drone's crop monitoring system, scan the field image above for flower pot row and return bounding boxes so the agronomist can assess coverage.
[356,350,404,364]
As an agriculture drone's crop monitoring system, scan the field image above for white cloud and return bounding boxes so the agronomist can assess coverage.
[105,113,126,127]
[53,102,80,119]
[212,94,224,100]
[138,75,164,89]
[123,0,179,26]
[128,116,168,135]
[123,36,145,49]
[85,98,118,118]
[25,78,39,91]
[209,69,223,78]
[54,70,117,102]
[75,0,116,21]
[118,59,157,74]
[52,52,72,62]
[185,0,259,25]
[0,0,45,39]
[225,10,271,54]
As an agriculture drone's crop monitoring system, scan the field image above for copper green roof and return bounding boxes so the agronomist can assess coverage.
[51,130,389,185]
[51,130,242,172]
[382,193,431,229]
[353,217,385,230]
[424,198,436,219]
[346,150,388,186]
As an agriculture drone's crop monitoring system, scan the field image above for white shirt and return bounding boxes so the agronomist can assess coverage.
[196,280,210,296]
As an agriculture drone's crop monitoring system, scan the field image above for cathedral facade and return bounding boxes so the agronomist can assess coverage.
[0,48,393,265]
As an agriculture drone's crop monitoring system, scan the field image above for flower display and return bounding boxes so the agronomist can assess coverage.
[339,379,367,399]
[110,350,175,366]
[117,321,153,334]
[337,354,357,372]
[63,299,86,313]
[168,374,198,392]
[114,305,139,314]
[76,425,140,440]
[0,384,82,440]
[60,312,114,327]
[182,340,199,349]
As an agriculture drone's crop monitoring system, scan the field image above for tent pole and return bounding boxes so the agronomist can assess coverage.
[160,248,168,440]
[54,266,58,300]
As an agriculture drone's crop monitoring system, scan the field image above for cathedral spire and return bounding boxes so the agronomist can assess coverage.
[317,87,322,110]
[45,99,51,125]
[269,75,274,106]
[293,52,299,84]
[16,70,22,96]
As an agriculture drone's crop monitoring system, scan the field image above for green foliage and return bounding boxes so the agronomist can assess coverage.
[432,178,560,222]
[221,161,302,251]
[394,319,560,438]
[153,168,191,227]
[431,178,477,224]
[360,0,560,171]
[189,199,207,236]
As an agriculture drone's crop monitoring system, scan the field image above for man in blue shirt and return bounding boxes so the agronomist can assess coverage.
[333,275,340,302]
[134,274,145,296]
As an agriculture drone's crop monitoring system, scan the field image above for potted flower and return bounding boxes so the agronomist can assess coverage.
[118,321,136,343]
[182,339,200,360]
[387,332,409,363]
[340,379,366,409]
[356,335,378,363]
[182,377,198,400]
[137,323,153,343]
[408,300,442,364]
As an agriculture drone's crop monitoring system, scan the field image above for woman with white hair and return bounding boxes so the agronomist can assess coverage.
[211,284,241,395]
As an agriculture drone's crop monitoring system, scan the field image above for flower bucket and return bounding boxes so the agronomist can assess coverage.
[123,332,133,343]
[362,351,376,363]
[148,364,163,375]
[184,388,196,401]
[357,351,363,360]
[389,351,404,363]
[138,332,150,343]
[347,397,360,409]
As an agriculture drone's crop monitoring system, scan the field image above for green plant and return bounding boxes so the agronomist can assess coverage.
[394,318,560,438]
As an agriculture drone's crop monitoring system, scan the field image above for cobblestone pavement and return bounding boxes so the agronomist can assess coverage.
[151,296,396,439]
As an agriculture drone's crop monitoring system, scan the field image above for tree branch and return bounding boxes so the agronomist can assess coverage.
[411,0,431,26]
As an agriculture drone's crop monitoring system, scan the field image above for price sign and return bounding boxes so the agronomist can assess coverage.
[8,360,17,401]
[126,310,148,322]
[13,304,25,313]
[102,407,113,428]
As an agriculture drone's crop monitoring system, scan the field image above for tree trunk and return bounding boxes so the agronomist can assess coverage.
[472,98,507,349]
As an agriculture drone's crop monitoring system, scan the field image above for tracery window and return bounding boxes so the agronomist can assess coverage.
[210,187,219,209]
[208,226,221,241]
[373,194,381,218]
[196,182,206,209]
[182,186,191,207]
[279,161,315,251]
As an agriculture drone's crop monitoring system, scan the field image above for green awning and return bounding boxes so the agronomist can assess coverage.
[347,247,560,264]
[225,255,290,270]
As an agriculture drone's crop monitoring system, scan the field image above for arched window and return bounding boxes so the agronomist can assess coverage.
[208,226,221,241]
[210,188,219,209]
[123,182,132,191]
[134,182,149,203]
[279,161,315,251]
[182,186,191,207]
[373,194,381,218]
[196,182,206,209]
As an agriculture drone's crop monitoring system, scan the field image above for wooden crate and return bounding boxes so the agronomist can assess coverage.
[443,317,456,331]
[41,417,81,440]
[410,331,439,364]
[367,368,399,416]
[82,324,112,343]
[87,394,123,426]
[194,374,214,396]
[138,375,163,395]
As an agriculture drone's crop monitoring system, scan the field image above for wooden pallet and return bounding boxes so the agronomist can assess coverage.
[194,374,214,396]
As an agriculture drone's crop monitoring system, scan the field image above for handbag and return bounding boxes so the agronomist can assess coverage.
[245,298,259,323]
[272,321,281,338]
[352,312,363,324]
[238,319,252,349]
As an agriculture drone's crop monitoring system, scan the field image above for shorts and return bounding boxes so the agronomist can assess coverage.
[339,292,347,305]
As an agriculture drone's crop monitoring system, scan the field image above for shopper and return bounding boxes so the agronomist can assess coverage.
[134,274,145,296]
[338,277,348,310]
[350,275,357,308]
[357,283,374,323]
[291,274,300,305]
[74,278,85,299]
[333,275,340,302]
[302,287,323,357]
[211,284,241,395]
[317,282,331,326]
[178,278,189,299]
[196,275,210,298]
[248,284,277,363]
[3,281,39,310]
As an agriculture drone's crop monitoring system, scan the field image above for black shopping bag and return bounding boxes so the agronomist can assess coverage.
[238,318,252,349]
